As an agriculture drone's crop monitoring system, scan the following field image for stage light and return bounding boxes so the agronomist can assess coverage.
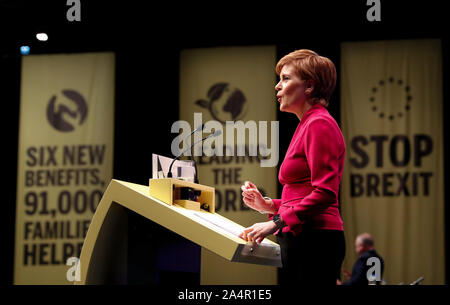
[20,46,30,55]
[36,33,48,41]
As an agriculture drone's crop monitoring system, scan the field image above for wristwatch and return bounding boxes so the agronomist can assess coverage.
[273,214,284,229]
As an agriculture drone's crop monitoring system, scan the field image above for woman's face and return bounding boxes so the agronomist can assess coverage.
[275,64,309,114]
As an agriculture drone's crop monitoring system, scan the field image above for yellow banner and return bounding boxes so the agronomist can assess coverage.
[179,46,278,284]
[340,39,444,284]
[14,53,115,284]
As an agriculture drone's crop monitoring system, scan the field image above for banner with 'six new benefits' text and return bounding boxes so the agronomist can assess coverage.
[14,53,115,284]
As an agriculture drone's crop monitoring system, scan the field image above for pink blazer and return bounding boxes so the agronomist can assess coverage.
[271,103,345,235]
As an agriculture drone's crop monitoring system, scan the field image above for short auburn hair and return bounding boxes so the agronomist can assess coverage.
[276,49,336,107]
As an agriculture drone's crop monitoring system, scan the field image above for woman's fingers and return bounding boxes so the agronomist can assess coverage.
[238,231,245,240]
[238,231,247,241]
[240,227,256,242]
[241,190,255,197]
[242,192,255,200]
[242,182,259,193]
[241,189,256,198]
[241,189,257,205]
[250,231,266,243]
[242,198,254,206]
[248,231,257,242]
[242,194,255,203]
[241,188,258,198]
[241,182,266,212]
[245,181,257,189]
[243,227,253,235]
[241,222,274,244]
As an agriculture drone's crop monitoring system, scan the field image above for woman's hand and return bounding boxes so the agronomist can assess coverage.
[238,221,278,244]
[241,181,276,214]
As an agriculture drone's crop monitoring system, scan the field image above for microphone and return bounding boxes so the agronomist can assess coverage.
[166,124,204,179]
[167,126,221,182]
[167,130,221,181]
[184,123,205,145]
[191,129,222,183]
[167,123,204,178]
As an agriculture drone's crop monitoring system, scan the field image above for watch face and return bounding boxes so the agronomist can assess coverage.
[273,214,280,222]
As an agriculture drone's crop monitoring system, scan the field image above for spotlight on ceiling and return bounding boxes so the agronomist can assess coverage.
[36,33,48,41]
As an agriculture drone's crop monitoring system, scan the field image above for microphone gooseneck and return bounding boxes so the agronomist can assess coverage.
[192,129,222,183]
[167,129,222,183]
[167,124,204,178]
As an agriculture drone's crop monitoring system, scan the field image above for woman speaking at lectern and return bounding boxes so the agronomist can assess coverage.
[238,49,346,285]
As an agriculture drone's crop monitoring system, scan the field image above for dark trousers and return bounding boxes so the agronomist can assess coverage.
[277,229,346,285]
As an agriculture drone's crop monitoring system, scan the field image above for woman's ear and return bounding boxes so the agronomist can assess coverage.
[305,80,314,95]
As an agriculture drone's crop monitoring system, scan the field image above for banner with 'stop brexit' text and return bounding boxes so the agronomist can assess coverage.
[340,39,444,284]
[179,46,279,284]
[14,53,115,284]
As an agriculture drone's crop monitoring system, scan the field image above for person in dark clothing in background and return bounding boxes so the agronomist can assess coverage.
[338,233,384,285]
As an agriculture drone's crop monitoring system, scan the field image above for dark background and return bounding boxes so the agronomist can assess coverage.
[1,0,449,285]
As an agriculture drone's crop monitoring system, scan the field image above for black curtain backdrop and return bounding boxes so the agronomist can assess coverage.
[1,1,448,286]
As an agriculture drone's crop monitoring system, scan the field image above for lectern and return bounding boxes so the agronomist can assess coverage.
[77,179,281,284]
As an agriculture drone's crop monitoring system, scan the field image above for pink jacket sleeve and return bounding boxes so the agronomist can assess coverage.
[267,199,282,219]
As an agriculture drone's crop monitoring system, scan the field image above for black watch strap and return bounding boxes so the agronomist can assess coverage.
[273,214,283,228]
